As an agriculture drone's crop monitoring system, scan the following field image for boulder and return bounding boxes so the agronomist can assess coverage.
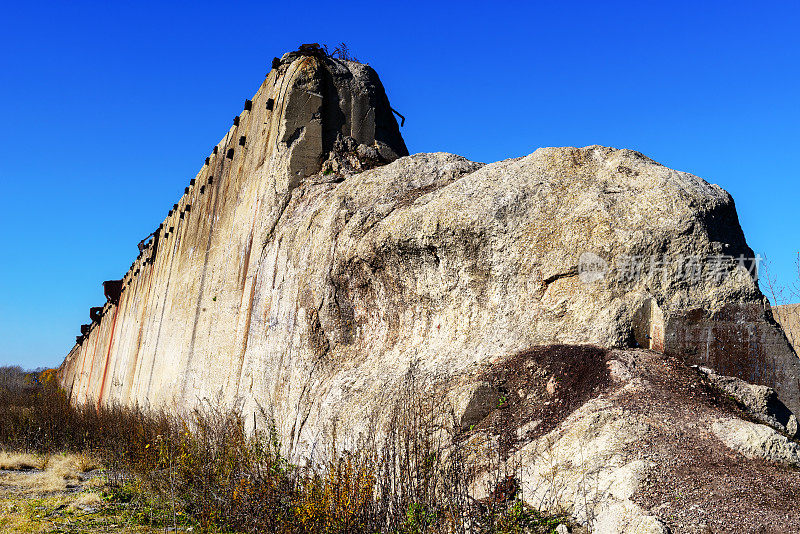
[695,365,798,436]
[712,417,800,467]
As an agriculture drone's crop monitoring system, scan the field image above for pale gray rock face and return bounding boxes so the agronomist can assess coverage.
[696,365,798,436]
[712,418,800,467]
[223,144,797,460]
[508,395,667,533]
[273,144,800,423]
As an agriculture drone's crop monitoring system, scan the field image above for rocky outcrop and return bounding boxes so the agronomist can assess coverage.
[712,417,800,467]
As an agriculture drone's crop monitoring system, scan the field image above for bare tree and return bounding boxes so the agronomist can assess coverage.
[0,366,27,394]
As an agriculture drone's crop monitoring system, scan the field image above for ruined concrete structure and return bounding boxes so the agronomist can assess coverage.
[60,47,407,410]
[59,45,800,450]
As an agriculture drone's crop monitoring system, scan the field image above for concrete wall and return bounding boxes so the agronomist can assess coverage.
[59,50,406,411]
[665,302,800,405]
[774,304,800,355]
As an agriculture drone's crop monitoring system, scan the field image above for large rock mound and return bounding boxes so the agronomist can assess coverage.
[60,46,800,435]
[58,47,800,532]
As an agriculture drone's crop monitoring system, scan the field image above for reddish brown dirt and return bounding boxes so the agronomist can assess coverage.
[477,344,611,455]
[620,351,800,534]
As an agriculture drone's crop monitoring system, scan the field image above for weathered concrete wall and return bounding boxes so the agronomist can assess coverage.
[59,49,407,414]
[60,49,800,466]
[774,304,800,354]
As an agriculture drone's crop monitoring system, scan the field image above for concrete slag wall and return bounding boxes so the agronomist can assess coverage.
[60,47,800,463]
[774,304,800,354]
[666,302,799,407]
[59,47,407,413]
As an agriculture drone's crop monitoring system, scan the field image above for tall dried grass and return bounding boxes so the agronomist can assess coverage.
[0,366,567,533]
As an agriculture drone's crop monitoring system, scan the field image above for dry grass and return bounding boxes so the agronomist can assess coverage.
[68,490,103,511]
[32,455,80,493]
[0,453,96,495]
[0,366,571,534]
[0,491,167,534]
[0,452,44,471]
[0,453,175,533]
[74,452,102,473]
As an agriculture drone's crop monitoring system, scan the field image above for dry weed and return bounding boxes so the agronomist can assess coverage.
[68,490,103,511]
[0,451,45,471]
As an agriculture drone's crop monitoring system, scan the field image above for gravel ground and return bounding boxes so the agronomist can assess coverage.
[619,351,800,533]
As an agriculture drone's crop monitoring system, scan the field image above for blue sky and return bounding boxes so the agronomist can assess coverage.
[1,0,798,368]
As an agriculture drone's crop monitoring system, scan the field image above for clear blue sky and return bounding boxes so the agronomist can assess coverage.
[1,0,798,369]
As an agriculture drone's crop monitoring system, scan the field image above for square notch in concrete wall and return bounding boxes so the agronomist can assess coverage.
[233,116,240,126]
[239,136,246,146]
[266,98,274,110]
[244,99,252,111]
[226,148,235,159]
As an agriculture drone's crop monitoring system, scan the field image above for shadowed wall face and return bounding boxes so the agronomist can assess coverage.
[774,304,800,354]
